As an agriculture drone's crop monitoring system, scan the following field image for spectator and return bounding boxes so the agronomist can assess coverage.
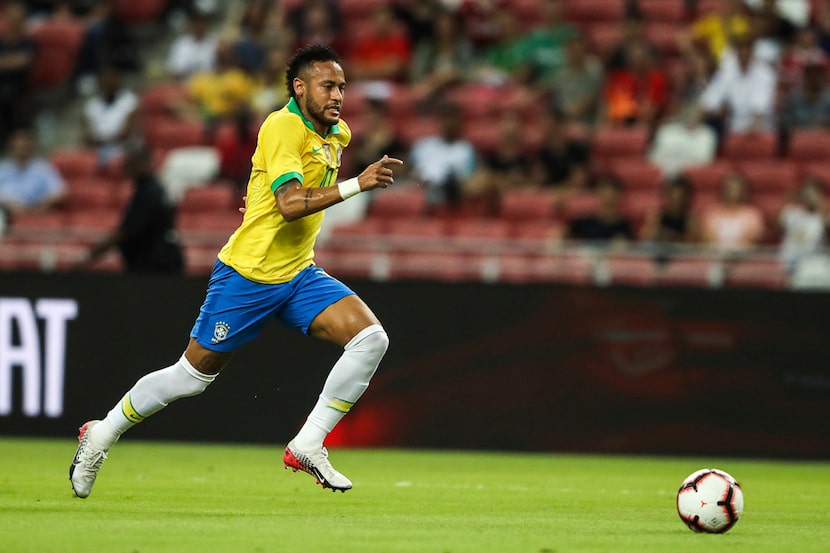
[516,0,577,84]
[669,50,718,122]
[778,176,828,270]
[780,61,830,130]
[567,175,634,244]
[392,0,441,46]
[409,102,476,209]
[0,128,66,215]
[605,10,654,72]
[701,173,765,251]
[641,177,700,243]
[475,8,532,86]
[350,99,404,181]
[251,46,290,120]
[215,105,258,193]
[77,143,184,274]
[82,66,140,166]
[534,107,589,192]
[699,33,777,133]
[649,108,717,179]
[409,8,474,100]
[348,5,412,84]
[779,26,827,93]
[75,0,141,94]
[602,41,670,128]
[167,9,218,80]
[551,32,604,127]
[680,0,750,62]
[0,1,35,147]
[464,111,534,214]
[289,0,346,54]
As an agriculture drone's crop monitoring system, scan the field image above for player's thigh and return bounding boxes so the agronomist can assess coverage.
[308,294,381,347]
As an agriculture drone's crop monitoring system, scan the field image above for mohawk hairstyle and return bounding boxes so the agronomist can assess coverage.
[285,44,342,100]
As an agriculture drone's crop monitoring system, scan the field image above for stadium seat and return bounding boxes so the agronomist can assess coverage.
[387,252,482,282]
[145,119,206,151]
[316,249,388,280]
[787,129,830,162]
[645,23,683,57]
[592,126,650,161]
[463,119,502,153]
[65,178,119,211]
[639,0,687,22]
[736,160,799,194]
[113,0,167,23]
[179,185,236,213]
[499,253,593,284]
[340,0,390,18]
[386,218,448,238]
[511,220,566,241]
[610,159,665,191]
[50,149,99,180]
[141,84,187,118]
[659,258,719,287]
[623,191,661,230]
[177,211,242,233]
[395,115,441,149]
[725,257,788,289]
[604,255,659,287]
[183,244,218,276]
[366,187,427,219]
[799,162,830,186]
[448,220,512,253]
[561,191,600,222]
[753,192,787,221]
[681,161,734,193]
[448,84,508,119]
[720,132,777,161]
[498,188,557,222]
[695,0,723,16]
[586,23,622,58]
[328,218,387,239]
[563,0,626,23]
[28,19,85,87]
[66,209,121,232]
[9,211,67,236]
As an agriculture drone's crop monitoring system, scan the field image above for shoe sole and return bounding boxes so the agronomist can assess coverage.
[283,447,351,493]
[69,421,96,498]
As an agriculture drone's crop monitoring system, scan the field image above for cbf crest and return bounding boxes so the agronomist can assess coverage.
[212,321,230,343]
[322,143,342,168]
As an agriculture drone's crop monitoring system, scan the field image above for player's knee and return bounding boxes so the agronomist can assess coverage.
[175,355,216,398]
[347,324,389,362]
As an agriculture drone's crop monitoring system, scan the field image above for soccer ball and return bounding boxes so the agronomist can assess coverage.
[676,468,744,533]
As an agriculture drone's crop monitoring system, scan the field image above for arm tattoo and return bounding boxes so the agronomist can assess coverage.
[304,188,313,210]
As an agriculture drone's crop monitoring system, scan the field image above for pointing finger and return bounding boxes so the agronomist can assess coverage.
[379,156,404,166]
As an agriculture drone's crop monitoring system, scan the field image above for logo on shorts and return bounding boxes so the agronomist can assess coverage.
[212,321,230,343]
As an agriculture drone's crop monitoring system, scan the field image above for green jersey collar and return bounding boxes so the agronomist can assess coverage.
[286,97,340,138]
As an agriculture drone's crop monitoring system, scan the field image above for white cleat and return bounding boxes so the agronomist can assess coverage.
[283,440,353,492]
[69,420,108,498]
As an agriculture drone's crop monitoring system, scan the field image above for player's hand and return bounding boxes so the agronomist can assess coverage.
[357,155,404,191]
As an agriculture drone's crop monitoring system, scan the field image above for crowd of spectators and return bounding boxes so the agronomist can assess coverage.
[1,0,830,280]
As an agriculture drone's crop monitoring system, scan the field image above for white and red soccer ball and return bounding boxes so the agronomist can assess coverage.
[677,468,744,533]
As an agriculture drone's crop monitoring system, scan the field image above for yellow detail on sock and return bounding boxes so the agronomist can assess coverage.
[121,394,145,423]
[327,397,354,414]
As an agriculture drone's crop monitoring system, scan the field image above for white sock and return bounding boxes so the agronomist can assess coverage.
[292,324,388,451]
[89,355,216,450]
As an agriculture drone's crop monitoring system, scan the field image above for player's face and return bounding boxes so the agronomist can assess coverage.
[296,61,346,133]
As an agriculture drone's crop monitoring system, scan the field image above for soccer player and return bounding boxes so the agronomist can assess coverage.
[69,45,403,497]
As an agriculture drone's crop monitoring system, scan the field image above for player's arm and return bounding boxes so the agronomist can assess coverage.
[274,155,404,222]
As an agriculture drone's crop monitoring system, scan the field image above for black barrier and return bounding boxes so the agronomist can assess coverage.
[0,271,828,458]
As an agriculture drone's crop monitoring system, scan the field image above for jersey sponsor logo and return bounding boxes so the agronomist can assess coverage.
[212,321,230,343]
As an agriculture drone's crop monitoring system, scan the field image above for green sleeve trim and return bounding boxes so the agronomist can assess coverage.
[271,171,303,192]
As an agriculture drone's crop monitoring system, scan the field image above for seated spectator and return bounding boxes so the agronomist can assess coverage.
[602,42,669,128]
[780,61,830,130]
[741,0,789,68]
[184,40,255,129]
[779,26,828,93]
[251,46,290,120]
[289,0,346,54]
[82,66,140,166]
[76,143,184,274]
[551,33,604,127]
[0,1,35,147]
[350,99,404,180]
[534,107,589,192]
[464,112,534,214]
[679,0,750,62]
[641,177,700,243]
[567,176,634,244]
[699,33,777,134]
[605,10,654,72]
[392,0,441,46]
[75,0,141,94]
[475,7,532,86]
[701,173,765,252]
[348,5,412,84]
[0,128,66,214]
[648,108,717,179]
[671,50,719,121]
[409,8,474,100]
[409,102,476,209]
[744,0,802,42]
[516,0,576,84]
[167,9,218,80]
[778,177,828,270]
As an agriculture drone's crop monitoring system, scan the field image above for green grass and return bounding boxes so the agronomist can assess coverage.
[1,438,829,553]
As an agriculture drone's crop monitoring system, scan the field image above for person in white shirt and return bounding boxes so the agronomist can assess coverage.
[82,67,139,166]
[700,33,777,133]
[167,10,218,80]
[779,177,828,270]
[649,108,717,180]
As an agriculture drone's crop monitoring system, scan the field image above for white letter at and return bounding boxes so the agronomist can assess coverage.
[0,298,42,416]
[36,299,78,418]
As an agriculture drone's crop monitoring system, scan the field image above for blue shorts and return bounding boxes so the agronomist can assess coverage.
[190,261,355,352]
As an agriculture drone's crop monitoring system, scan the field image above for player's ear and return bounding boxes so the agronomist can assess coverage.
[293,77,305,97]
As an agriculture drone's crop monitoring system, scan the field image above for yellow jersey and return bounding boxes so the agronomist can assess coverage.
[218,98,351,283]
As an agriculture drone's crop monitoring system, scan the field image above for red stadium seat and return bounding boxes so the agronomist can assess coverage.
[639,0,687,22]
[8,211,67,235]
[586,23,622,58]
[800,162,830,186]
[725,257,788,289]
[787,129,830,162]
[65,178,119,211]
[605,255,659,286]
[498,188,557,222]
[592,126,650,161]
[141,84,187,118]
[736,160,799,194]
[721,132,777,161]
[695,0,723,17]
[67,209,121,232]
[387,252,482,282]
[623,191,661,230]
[563,0,626,23]
[178,211,242,233]
[395,116,441,149]
[681,161,735,193]
[28,19,85,87]
[610,160,665,191]
[113,0,168,23]
[449,219,512,241]
[179,185,235,213]
[464,119,502,153]
[366,187,427,219]
[645,23,683,57]
[561,191,600,222]
[386,218,448,238]
[145,119,206,151]
[328,218,387,239]
[659,258,719,287]
[340,0,390,18]
[499,253,593,284]
[50,149,99,180]
[512,220,566,240]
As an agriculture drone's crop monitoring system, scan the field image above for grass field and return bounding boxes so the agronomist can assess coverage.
[1,438,829,553]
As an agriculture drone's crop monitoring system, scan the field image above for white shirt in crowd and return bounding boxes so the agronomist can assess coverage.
[699,57,777,132]
[83,89,139,144]
[780,205,827,267]
[409,136,476,189]
[167,33,218,79]
[648,121,717,179]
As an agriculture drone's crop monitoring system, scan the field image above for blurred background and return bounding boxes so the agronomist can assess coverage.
[0,0,828,459]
